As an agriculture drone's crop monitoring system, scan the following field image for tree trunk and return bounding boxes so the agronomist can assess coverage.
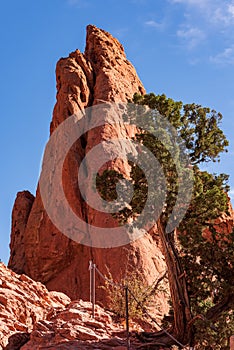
[150,221,193,346]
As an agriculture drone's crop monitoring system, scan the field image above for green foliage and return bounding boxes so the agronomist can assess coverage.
[194,310,234,350]
[96,169,124,202]
[133,92,183,128]
[132,92,232,348]
[96,92,233,347]
[96,165,148,225]
[133,93,229,164]
[180,224,234,349]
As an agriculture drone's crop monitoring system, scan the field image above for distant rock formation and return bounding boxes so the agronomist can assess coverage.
[8,25,168,314]
[8,191,35,274]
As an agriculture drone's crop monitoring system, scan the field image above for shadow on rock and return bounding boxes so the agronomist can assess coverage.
[4,332,30,350]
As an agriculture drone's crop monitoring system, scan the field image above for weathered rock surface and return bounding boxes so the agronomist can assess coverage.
[21,300,144,350]
[0,263,154,350]
[8,191,34,275]
[0,263,70,349]
[8,25,169,314]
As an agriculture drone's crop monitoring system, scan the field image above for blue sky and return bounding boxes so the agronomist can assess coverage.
[0,0,233,263]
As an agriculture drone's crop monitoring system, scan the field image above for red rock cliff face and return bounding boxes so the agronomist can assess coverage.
[8,25,168,314]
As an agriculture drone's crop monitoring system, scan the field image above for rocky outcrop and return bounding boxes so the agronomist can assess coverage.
[8,25,168,314]
[0,263,155,350]
[0,263,70,349]
[20,300,146,350]
[50,25,145,133]
[8,191,34,274]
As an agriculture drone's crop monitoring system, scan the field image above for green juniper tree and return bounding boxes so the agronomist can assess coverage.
[97,92,233,348]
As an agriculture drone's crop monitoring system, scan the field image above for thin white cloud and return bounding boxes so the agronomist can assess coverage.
[228,3,234,17]
[145,20,165,30]
[173,0,234,26]
[177,26,206,49]
[210,46,234,65]
[170,0,234,63]
[212,4,234,26]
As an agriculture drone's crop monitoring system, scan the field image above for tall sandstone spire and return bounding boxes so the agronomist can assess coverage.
[8,25,168,313]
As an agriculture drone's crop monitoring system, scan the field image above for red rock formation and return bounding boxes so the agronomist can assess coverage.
[8,191,34,274]
[21,300,145,350]
[8,25,168,315]
[0,263,152,350]
[0,262,70,349]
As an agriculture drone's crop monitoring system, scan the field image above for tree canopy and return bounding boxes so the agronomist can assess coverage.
[97,92,233,349]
